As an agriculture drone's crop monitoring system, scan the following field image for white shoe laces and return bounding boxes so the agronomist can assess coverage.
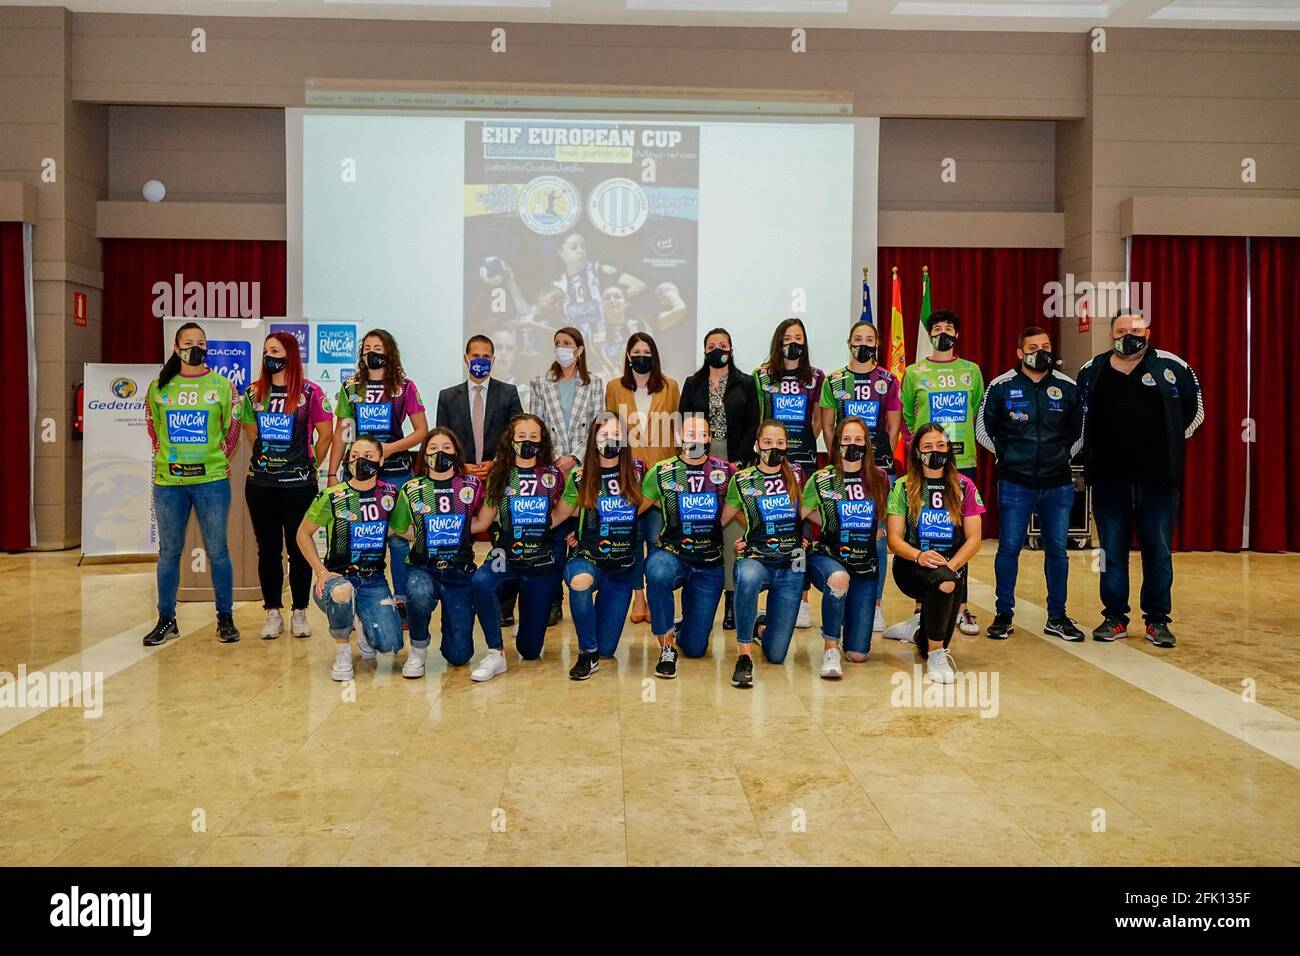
[659,645,675,662]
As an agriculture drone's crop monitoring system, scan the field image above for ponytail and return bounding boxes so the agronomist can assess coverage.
[158,322,206,390]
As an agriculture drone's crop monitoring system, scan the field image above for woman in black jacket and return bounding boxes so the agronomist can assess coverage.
[679,327,759,629]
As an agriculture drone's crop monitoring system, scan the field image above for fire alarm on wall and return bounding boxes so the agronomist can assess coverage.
[73,290,87,327]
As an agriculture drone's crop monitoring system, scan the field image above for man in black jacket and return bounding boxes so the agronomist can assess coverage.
[1076,311,1203,648]
[977,327,1085,642]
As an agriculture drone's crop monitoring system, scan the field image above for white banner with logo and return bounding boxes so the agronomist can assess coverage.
[80,364,160,559]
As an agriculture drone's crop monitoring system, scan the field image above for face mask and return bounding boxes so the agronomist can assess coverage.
[681,441,707,459]
[920,449,949,471]
[758,447,787,467]
[782,342,806,361]
[629,354,654,375]
[840,443,866,463]
[350,456,380,480]
[1022,349,1055,372]
[1113,333,1148,357]
[850,344,875,364]
[705,349,730,369]
[365,351,387,370]
[263,355,288,374]
[554,348,576,368]
[597,441,621,460]
[468,357,492,379]
[513,439,541,459]
[428,450,456,473]
[179,346,207,367]
[930,332,957,352]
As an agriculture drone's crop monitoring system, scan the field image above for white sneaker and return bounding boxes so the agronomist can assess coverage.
[873,606,885,633]
[883,612,920,642]
[957,608,979,635]
[330,643,354,682]
[356,621,376,660]
[820,646,843,680]
[926,648,956,684]
[290,608,312,638]
[402,645,428,679]
[260,609,283,640]
[795,601,812,629]
[470,649,507,682]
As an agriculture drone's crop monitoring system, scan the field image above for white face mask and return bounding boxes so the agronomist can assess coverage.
[555,347,576,368]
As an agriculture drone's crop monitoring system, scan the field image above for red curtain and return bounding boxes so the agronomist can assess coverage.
[1130,235,1248,552]
[1249,237,1300,552]
[102,239,286,364]
[0,222,32,551]
[877,246,1062,536]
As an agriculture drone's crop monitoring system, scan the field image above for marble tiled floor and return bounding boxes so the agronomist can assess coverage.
[0,544,1296,866]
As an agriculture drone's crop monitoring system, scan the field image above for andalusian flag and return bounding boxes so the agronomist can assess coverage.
[860,267,873,326]
[915,265,933,362]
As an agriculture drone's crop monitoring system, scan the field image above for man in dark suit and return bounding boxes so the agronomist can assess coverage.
[436,334,523,479]
[436,334,524,625]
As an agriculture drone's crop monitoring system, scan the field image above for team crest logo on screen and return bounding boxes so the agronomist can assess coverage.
[317,325,356,364]
[588,178,649,238]
[518,176,581,236]
[110,377,137,399]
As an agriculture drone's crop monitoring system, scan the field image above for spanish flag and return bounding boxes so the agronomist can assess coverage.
[888,266,906,380]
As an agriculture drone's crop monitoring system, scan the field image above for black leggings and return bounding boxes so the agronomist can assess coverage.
[892,558,963,651]
[245,482,317,611]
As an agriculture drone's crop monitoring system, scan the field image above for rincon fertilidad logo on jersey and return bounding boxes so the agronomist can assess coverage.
[49,886,151,936]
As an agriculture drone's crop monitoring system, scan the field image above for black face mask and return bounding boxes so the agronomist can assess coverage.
[428,450,457,473]
[597,441,622,460]
[930,332,957,353]
[263,355,288,374]
[758,447,787,467]
[629,355,654,375]
[365,351,387,370]
[840,443,866,463]
[179,346,207,367]
[850,344,876,364]
[350,456,381,480]
[1022,349,1056,372]
[1113,333,1148,357]
[782,342,806,361]
[919,449,949,471]
[705,349,730,369]
[513,439,541,460]
[681,441,708,459]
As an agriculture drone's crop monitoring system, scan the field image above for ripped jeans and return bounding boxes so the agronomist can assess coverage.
[313,573,404,653]
[808,554,877,659]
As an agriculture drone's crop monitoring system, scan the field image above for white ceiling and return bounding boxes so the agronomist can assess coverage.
[8,0,1299,31]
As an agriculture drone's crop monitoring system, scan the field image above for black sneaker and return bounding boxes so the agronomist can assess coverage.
[986,613,1014,640]
[731,654,754,689]
[752,612,766,647]
[1046,615,1085,642]
[499,596,516,629]
[655,643,679,679]
[722,590,736,630]
[1092,616,1128,642]
[217,613,241,643]
[569,650,600,681]
[142,616,179,647]
[1145,622,1177,648]
[397,601,409,632]
[547,601,563,628]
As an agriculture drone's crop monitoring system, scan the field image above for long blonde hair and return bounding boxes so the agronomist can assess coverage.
[904,423,964,526]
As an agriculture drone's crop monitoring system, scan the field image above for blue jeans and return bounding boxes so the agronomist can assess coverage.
[994,479,1074,619]
[154,479,233,617]
[565,558,636,656]
[808,553,877,658]
[385,469,414,600]
[1092,480,1178,626]
[634,507,663,590]
[405,564,475,665]
[872,474,895,609]
[734,558,804,664]
[471,561,561,659]
[313,574,404,652]
[645,549,724,658]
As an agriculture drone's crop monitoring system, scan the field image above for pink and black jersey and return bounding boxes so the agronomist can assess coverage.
[240,381,331,487]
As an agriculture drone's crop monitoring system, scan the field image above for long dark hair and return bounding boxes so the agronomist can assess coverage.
[847,320,880,364]
[765,317,813,386]
[486,413,555,503]
[905,422,963,526]
[577,412,643,512]
[620,331,666,394]
[157,322,206,389]
[753,419,801,513]
[250,331,305,413]
[696,327,734,378]
[414,425,468,478]
[547,326,591,386]
[829,416,889,512]
[350,328,406,398]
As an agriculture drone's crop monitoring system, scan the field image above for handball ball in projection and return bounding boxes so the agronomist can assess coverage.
[142,180,166,203]
[482,256,505,279]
